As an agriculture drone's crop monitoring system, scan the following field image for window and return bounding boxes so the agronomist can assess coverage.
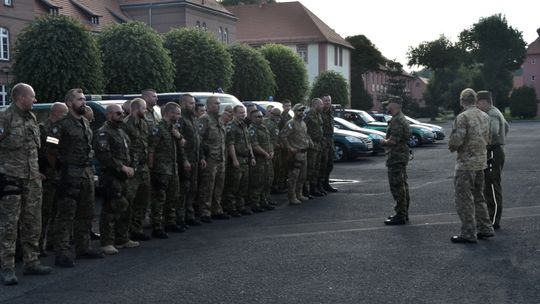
[532,58,537,64]
[0,84,7,105]
[202,22,207,32]
[90,16,99,25]
[218,27,222,40]
[0,28,9,61]
[4,0,12,6]
[224,28,229,44]
[296,44,308,63]
[196,21,201,28]
[334,45,338,66]
[49,8,59,15]
[339,47,343,67]
[532,75,536,81]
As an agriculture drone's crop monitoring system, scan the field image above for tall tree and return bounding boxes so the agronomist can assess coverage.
[346,35,386,110]
[458,14,527,110]
[164,28,233,92]
[309,71,349,107]
[259,44,308,103]
[13,15,103,102]
[510,86,538,118]
[382,61,411,112]
[99,22,174,93]
[227,44,276,101]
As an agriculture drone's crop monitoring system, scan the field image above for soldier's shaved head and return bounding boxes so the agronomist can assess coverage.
[50,102,68,122]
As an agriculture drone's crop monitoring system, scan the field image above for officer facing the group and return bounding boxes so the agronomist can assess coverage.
[449,88,494,243]
[280,103,312,205]
[476,91,509,230]
[94,104,137,255]
[381,97,411,225]
[123,98,152,241]
[0,83,53,285]
[49,88,105,268]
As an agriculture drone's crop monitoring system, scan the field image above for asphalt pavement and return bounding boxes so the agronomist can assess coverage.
[1,121,540,304]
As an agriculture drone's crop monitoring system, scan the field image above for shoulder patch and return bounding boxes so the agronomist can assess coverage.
[249,129,255,136]
[151,127,160,136]
[288,122,293,129]
[226,125,232,132]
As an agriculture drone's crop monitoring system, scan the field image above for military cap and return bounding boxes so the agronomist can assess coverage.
[292,103,306,111]
[476,90,491,102]
[460,88,477,103]
[381,96,402,106]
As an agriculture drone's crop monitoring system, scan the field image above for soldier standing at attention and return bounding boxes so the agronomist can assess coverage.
[248,110,276,211]
[94,105,137,255]
[381,97,411,226]
[264,108,282,205]
[304,98,325,197]
[476,91,509,230]
[320,95,337,193]
[142,89,160,130]
[273,99,292,193]
[123,98,152,241]
[48,88,105,268]
[178,94,205,227]
[38,102,68,255]
[449,88,495,243]
[280,103,312,205]
[0,83,53,285]
[148,102,184,238]
[198,96,230,223]
[224,105,257,216]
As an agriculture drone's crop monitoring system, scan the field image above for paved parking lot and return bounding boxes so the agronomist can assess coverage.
[1,121,539,304]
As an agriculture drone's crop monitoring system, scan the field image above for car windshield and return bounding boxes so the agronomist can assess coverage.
[335,117,362,131]
[358,111,375,123]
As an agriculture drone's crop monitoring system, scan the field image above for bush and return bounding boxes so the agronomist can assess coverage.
[13,15,104,102]
[164,28,233,92]
[259,44,308,103]
[228,44,276,101]
[510,86,538,118]
[309,71,349,107]
[99,22,174,93]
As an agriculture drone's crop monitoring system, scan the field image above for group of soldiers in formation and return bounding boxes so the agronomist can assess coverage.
[0,83,339,285]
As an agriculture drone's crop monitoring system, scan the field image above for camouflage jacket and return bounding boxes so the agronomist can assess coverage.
[304,110,324,147]
[385,111,411,166]
[449,105,490,171]
[178,110,201,163]
[263,117,280,149]
[249,123,272,159]
[94,121,131,178]
[199,113,226,162]
[0,104,41,179]
[280,118,311,151]
[226,118,252,159]
[148,120,179,175]
[123,114,149,172]
[321,108,335,138]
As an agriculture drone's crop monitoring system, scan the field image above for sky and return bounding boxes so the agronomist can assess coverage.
[287,0,540,71]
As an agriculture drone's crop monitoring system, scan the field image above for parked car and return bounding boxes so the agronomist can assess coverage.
[371,112,445,141]
[333,117,386,154]
[333,128,373,162]
[369,112,392,123]
[335,109,435,147]
[246,101,295,117]
[122,92,243,113]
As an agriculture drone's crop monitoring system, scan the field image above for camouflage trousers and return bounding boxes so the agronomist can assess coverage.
[387,163,410,218]
[273,147,288,190]
[150,172,180,229]
[54,167,95,256]
[249,157,274,207]
[223,159,250,213]
[288,151,307,200]
[179,161,199,222]
[40,172,57,251]
[100,174,130,246]
[198,158,225,217]
[0,177,42,269]
[319,137,335,185]
[307,145,321,188]
[454,169,494,240]
[484,145,505,227]
[127,169,151,234]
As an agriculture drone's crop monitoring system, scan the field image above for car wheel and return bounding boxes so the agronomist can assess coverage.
[408,134,421,148]
[334,143,348,162]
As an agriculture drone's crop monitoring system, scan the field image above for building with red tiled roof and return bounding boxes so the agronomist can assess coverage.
[519,28,540,116]
[227,1,353,91]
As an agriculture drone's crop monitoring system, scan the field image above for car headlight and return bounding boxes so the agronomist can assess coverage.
[421,129,432,135]
[368,134,384,140]
[345,136,364,143]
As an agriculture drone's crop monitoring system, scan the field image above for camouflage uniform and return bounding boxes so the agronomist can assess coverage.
[198,113,227,217]
[223,119,252,213]
[0,104,42,270]
[280,118,311,201]
[148,120,180,230]
[38,119,58,251]
[49,112,95,256]
[319,108,335,187]
[249,122,274,208]
[385,111,411,219]
[177,109,201,222]
[304,110,324,193]
[449,105,494,241]
[273,111,292,190]
[122,114,151,235]
[93,121,131,246]
[483,106,509,227]
[264,117,281,199]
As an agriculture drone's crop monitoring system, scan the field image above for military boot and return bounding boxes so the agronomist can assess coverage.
[23,263,53,275]
[310,184,324,197]
[288,189,301,205]
[1,269,18,286]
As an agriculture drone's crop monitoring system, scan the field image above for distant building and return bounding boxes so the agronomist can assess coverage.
[227,1,353,97]
[519,28,540,116]
[410,75,428,108]
[362,65,417,112]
